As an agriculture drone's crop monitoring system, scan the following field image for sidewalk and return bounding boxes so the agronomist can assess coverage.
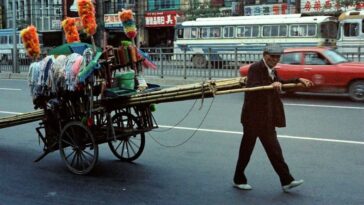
[0,71,209,86]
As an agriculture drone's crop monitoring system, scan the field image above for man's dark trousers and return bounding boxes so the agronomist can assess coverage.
[234,125,294,186]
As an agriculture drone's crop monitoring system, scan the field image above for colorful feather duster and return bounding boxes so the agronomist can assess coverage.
[77,0,97,36]
[119,9,137,39]
[20,25,41,59]
[62,17,80,43]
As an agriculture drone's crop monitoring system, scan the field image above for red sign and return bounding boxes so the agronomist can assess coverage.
[144,11,179,27]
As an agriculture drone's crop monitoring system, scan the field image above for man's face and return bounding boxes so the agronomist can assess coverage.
[264,53,281,68]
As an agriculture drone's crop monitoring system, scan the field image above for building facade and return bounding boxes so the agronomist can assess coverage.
[2,0,364,49]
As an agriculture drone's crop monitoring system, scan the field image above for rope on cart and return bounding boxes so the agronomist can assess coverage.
[148,96,215,148]
[153,80,209,133]
[152,98,198,133]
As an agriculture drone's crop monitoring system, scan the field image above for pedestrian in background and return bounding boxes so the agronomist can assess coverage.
[233,43,313,192]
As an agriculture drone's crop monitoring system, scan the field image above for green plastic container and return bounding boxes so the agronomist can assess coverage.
[116,71,135,90]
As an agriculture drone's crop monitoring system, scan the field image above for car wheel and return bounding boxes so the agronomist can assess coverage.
[349,81,364,102]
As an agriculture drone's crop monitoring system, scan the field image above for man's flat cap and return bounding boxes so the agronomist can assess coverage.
[263,43,284,55]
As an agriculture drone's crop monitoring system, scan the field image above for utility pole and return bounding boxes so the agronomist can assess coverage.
[12,0,18,73]
[96,0,104,47]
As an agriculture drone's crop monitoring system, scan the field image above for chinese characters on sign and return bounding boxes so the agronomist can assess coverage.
[244,4,294,16]
[301,0,364,13]
[144,11,180,27]
[104,14,123,28]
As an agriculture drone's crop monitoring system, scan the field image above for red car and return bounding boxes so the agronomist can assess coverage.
[239,47,364,102]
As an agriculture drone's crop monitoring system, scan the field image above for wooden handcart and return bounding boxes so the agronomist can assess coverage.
[29,43,159,175]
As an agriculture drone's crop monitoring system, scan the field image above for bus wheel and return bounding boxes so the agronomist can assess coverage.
[192,54,207,68]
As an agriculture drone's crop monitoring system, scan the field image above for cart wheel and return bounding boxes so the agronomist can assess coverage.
[108,112,145,162]
[59,121,98,175]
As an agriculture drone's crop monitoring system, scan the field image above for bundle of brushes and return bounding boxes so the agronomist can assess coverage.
[118,9,137,40]
[62,17,80,43]
[20,25,41,59]
[77,0,97,36]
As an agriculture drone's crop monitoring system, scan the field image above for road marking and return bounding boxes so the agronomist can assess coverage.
[285,103,364,110]
[0,88,22,91]
[0,111,22,114]
[157,125,364,145]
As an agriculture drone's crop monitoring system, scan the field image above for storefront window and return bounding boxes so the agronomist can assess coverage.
[244,0,256,5]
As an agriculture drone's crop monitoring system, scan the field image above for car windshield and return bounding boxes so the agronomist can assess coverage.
[323,49,349,64]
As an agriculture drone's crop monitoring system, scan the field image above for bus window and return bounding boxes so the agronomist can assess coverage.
[236,26,244,37]
[191,27,198,39]
[177,28,184,39]
[263,25,286,37]
[263,26,270,36]
[244,26,252,37]
[290,25,307,37]
[280,25,287,36]
[343,23,359,36]
[271,26,279,37]
[211,27,221,38]
[183,27,191,39]
[252,26,259,37]
[321,22,337,38]
[223,26,234,38]
[307,24,316,36]
[201,27,209,38]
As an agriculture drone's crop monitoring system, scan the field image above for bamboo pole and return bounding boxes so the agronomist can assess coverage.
[0,78,304,129]
[215,83,304,95]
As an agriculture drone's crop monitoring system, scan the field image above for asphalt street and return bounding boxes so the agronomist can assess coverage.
[0,79,364,205]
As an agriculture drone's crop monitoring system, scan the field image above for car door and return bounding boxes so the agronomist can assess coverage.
[275,51,304,80]
[300,51,338,92]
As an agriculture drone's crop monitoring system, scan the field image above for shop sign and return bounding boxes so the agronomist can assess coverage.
[244,3,295,16]
[104,14,123,29]
[301,0,364,13]
[145,11,179,27]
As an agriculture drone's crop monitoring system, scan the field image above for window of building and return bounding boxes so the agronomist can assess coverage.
[148,0,179,11]
[245,0,256,5]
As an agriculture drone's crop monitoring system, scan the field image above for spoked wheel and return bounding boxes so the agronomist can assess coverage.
[108,112,145,162]
[59,121,98,175]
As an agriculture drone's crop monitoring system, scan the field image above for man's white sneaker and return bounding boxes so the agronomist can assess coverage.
[282,179,304,192]
[233,182,252,190]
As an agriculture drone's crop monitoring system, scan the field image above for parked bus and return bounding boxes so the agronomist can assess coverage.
[0,28,43,63]
[337,10,364,60]
[174,14,338,68]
